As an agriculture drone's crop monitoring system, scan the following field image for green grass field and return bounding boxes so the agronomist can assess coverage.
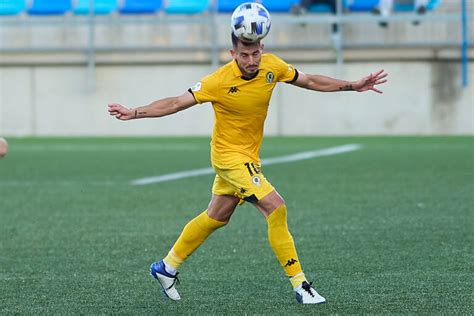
[1,136,472,314]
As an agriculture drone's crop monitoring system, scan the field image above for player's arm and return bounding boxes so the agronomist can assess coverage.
[291,69,388,94]
[108,91,197,121]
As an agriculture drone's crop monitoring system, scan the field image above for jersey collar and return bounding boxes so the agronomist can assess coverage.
[231,59,243,77]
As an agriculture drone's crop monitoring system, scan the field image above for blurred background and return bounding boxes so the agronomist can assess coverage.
[0,0,472,136]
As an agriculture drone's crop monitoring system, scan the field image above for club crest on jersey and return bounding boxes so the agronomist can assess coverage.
[252,175,261,186]
[191,82,202,92]
[266,71,274,83]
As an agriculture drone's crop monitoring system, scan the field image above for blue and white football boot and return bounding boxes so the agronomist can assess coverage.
[294,281,326,304]
[150,260,181,301]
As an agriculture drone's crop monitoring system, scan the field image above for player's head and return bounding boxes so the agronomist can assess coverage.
[230,32,263,78]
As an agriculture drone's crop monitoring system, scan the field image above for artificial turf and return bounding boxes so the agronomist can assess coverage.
[0,136,472,314]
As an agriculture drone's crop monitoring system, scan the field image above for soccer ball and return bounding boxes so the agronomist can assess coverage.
[231,2,271,43]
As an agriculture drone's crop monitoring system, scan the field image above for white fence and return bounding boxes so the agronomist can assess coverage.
[1,61,472,136]
[0,1,472,136]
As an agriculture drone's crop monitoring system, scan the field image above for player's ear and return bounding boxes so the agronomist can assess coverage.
[260,43,264,51]
[230,49,236,58]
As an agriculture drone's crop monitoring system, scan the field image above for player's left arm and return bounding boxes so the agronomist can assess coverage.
[291,69,388,94]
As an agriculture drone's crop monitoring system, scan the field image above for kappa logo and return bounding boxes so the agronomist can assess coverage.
[284,258,298,267]
[227,86,240,94]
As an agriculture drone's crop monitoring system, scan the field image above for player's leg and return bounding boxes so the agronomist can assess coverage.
[210,161,325,303]
[207,193,241,222]
[255,190,326,304]
[164,193,239,270]
[151,175,240,301]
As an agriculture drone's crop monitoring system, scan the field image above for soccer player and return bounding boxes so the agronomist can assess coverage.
[108,33,388,304]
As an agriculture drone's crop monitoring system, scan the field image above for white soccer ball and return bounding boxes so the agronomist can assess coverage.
[231,2,271,43]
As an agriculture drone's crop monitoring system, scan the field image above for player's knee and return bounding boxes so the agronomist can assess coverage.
[259,190,286,214]
[269,201,286,215]
[266,204,288,227]
[207,214,230,226]
[207,208,234,224]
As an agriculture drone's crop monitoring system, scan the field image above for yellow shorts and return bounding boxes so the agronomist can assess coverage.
[212,160,274,203]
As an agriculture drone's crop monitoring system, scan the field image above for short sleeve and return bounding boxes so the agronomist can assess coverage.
[271,54,298,83]
[189,72,219,104]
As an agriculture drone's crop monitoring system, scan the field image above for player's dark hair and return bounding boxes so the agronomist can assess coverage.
[231,32,260,49]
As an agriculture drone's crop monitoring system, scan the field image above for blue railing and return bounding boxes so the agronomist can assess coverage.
[0,0,444,15]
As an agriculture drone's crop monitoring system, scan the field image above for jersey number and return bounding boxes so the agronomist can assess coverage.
[244,162,260,176]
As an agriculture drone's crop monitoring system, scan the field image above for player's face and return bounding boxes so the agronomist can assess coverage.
[231,42,263,77]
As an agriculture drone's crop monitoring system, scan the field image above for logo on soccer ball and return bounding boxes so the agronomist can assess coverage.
[231,2,271,43]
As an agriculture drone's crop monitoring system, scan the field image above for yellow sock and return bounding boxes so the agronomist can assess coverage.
[164,210,227,270]
[266,204,306,288]
[289,272,307,289]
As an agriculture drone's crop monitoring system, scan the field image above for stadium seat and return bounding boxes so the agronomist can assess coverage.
[73,0,118,15]
[345,0,379,12]
[308,0,348,13]
[308,3,333,13]
[164,0,210,14]
[27,0,72,15]
[119,0,161,14]
[0,0,26,15]
[218,0,300,13]
[260,0,299,13]
[394,0,441,12]
[217,0,256,13]
[425,0,441,10]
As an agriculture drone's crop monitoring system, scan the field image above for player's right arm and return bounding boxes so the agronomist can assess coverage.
[108,91,197,121]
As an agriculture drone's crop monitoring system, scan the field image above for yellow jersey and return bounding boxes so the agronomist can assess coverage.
[190,53,297,166]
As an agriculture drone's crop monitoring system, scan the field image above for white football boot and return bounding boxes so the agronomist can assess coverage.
[150,261,181,301]
[294,281,326,304]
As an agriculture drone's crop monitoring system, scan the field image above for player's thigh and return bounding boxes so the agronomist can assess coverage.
[214,161,274,203]
[207,193,240,222]
[209,174,240,222]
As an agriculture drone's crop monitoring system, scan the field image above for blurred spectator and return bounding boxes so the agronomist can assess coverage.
[373,0,428,27]
[292,0,339,34]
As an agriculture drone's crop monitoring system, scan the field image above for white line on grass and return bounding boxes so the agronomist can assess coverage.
[0,180,121,187]
[131,143,362,186]
[12,144,200,152]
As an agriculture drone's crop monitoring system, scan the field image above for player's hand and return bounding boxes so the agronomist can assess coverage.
[108,103,135,120]
[353,69,388,94]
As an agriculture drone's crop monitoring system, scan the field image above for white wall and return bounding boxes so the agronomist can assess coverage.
[0,61,473,136]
